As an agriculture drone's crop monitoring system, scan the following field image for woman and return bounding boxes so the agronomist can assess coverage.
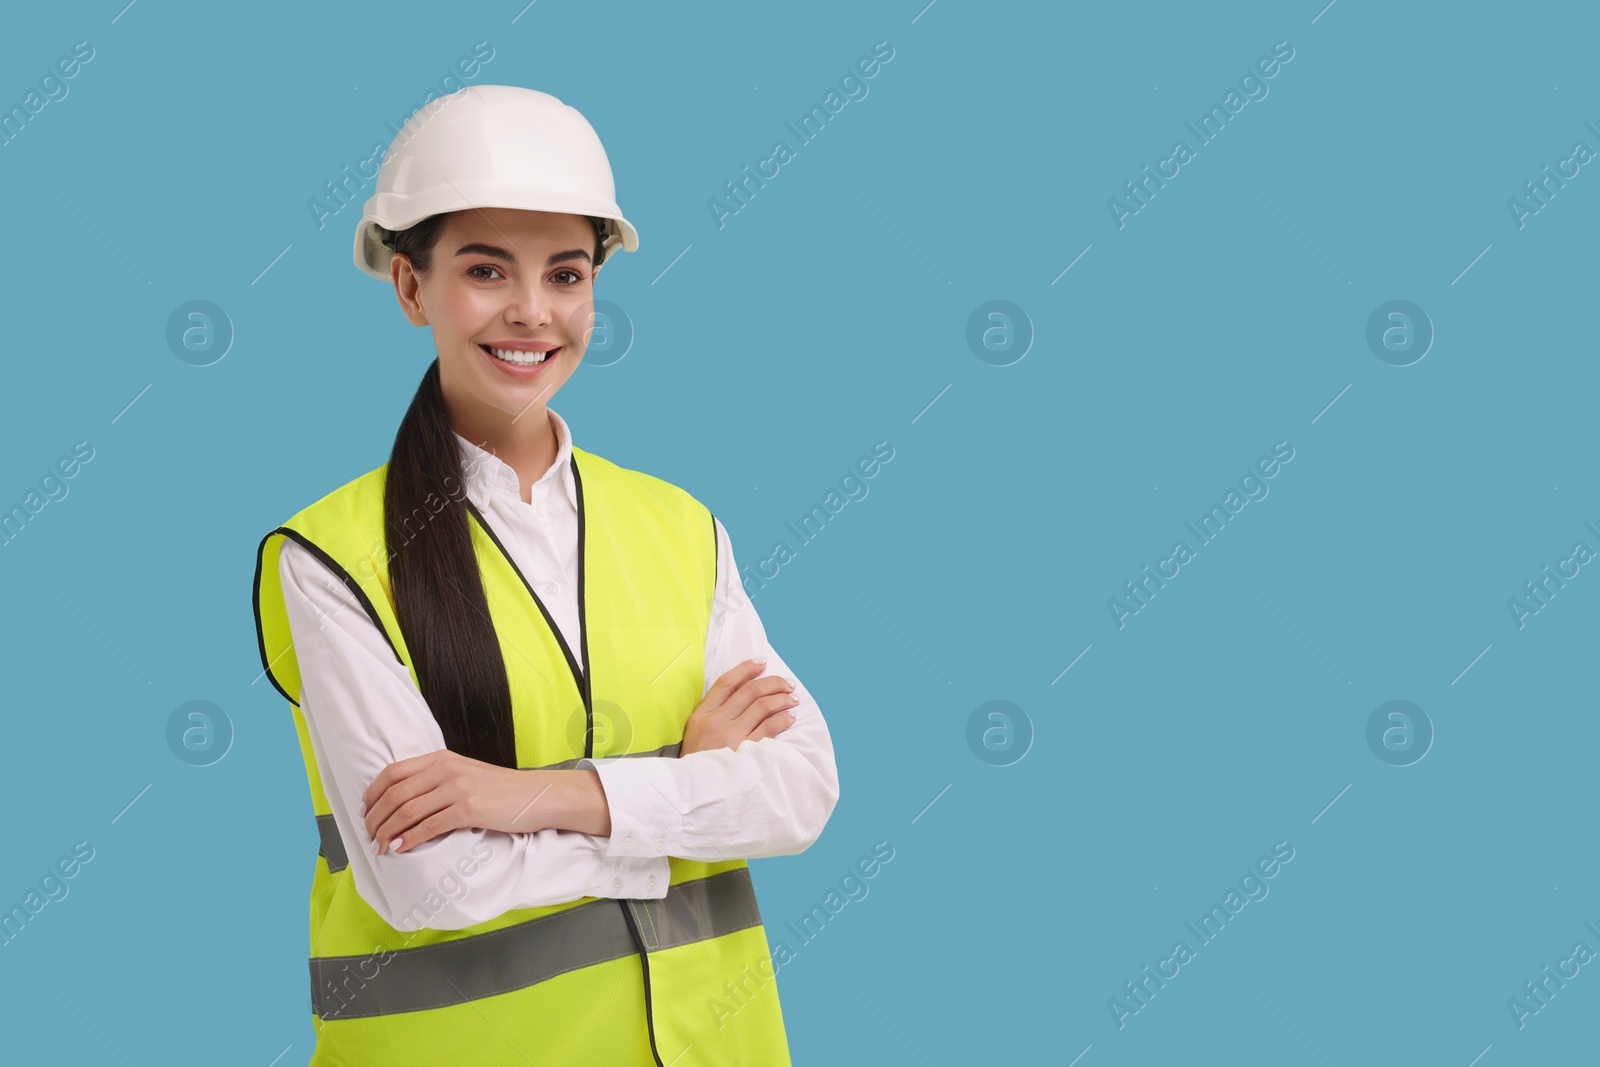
[251,85,838,1066]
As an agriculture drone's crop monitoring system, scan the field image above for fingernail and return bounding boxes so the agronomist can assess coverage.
[393,837,403,851]
[785,676,796,690]
[372,840,381,855]
[357,802,366,816]
[752,656,766,666]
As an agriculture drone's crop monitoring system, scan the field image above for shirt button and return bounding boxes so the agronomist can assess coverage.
[647,874,657,891]
[537,501,547,518]
[655,834,666,853]
[623,831,634,848]
[611,877,623,894]
[543,582,558,596]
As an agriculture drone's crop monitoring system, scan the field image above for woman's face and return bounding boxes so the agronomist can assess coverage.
[393,207,597,425]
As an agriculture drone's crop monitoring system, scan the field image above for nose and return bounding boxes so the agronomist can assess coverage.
[504,277,554,328]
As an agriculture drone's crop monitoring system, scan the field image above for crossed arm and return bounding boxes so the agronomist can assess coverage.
[357,656,803,852]
[277,517,839,931]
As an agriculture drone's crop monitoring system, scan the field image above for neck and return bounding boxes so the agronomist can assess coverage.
[450,402,558,506]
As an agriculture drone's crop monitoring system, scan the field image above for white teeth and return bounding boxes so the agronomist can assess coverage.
[488,346,552,365]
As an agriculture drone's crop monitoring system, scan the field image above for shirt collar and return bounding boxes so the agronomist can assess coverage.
[452,407,578,509]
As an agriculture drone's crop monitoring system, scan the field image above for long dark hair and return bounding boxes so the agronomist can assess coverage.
[379,212,608,766]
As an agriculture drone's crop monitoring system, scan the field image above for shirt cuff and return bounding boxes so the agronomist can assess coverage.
[589,849,672,899]
[579,756,684,860]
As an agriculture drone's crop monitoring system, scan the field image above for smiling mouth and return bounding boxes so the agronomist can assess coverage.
[481,344,558,366]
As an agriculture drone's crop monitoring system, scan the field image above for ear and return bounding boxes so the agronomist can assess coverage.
[391,254,429,326]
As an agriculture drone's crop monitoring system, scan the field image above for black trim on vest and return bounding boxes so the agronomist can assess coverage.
[461,496,589,702]
[709,511,719,613]
[622,895,668,1067]
[577,456,666,1067]
[252,528,299,709]
[252,526,406,709]
[571,456,597,761]
[568,456,666,1065]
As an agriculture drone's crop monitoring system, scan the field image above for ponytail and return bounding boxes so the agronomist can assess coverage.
[384,359,518,767]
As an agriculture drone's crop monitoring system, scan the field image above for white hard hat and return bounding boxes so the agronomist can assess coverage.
[353,84,639,281]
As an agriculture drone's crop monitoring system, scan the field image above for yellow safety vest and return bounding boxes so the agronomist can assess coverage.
[252,444,791,1066]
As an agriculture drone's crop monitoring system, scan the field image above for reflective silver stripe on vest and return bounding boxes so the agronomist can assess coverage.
[532,741,682,771]
[309,868,762,1020]
[317,814,349,875]
[314,746,682,875]
[624,867,761,951]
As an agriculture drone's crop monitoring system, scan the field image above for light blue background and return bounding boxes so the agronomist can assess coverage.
[1,1,1595,1063]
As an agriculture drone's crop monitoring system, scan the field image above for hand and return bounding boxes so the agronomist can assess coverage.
[361,750,555,855]
[680,658,799,757]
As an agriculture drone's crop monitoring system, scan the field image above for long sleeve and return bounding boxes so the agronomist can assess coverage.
[277,538,669,932]
[580,517,840,863]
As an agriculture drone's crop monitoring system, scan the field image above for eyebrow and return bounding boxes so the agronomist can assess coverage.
[453,242,591,267]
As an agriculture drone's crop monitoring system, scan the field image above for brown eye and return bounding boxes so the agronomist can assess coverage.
[468,265,504,281]
[553,268,584,285]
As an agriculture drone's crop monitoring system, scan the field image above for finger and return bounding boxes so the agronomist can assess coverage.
[703,658,769,709]
[374,789,450,855]
[731,674,795,716]
[731,690,799,733]
[366,765,441,841]
[361,765,400,818]
[685,661,770,733]
[391,804,462,853]
[361,751,439,821]
[714,673,791,723]
[746,711,796,743]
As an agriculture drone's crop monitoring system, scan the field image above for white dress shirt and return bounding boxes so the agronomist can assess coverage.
[276,407,839,932]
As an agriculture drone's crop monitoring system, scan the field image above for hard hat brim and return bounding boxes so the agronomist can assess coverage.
[353,181,639,281]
